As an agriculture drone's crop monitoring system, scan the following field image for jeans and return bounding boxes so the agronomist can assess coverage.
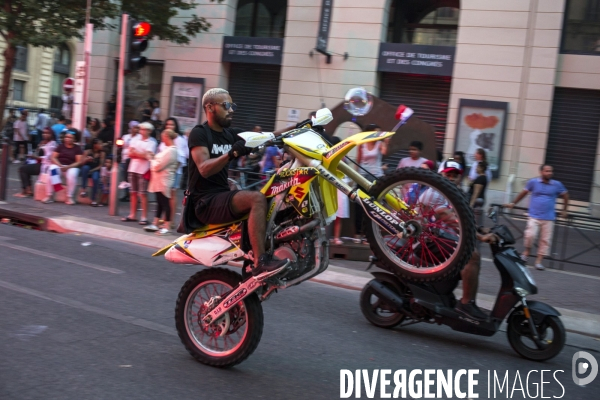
[19,163,41,189]
[80,165,100,201]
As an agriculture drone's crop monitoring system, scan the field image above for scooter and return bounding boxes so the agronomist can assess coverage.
[360,205,566,361]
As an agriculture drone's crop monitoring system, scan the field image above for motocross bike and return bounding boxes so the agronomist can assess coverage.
[153,106,476,368]
[360,205,565,361]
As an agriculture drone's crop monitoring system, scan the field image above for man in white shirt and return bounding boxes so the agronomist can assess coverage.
[13,111,30,163]
[123,122,156,224]
[397,140,427,169]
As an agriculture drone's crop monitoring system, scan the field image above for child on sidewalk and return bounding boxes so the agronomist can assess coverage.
[99,158,112,206]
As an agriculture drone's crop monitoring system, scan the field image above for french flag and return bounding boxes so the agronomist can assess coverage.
[48,165,64,193]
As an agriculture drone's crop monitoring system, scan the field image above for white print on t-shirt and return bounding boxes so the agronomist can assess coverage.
[212,144,232,156]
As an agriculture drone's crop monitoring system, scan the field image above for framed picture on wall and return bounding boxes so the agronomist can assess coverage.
[454,99,509,179]
[169,77,205,133]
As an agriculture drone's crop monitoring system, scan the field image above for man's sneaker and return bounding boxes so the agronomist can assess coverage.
[534,263,546,271]
[519,254,528,264]
[144,224,159,232]
[252,254,288,277]
[455,300,487,321]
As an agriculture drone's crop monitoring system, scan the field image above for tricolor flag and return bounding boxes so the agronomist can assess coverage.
[48,166,64,193]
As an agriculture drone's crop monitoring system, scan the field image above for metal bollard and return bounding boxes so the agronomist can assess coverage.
[0,142,10,201]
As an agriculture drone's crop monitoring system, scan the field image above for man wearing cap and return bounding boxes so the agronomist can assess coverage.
[419,159,496,321]
[119,120,140,202]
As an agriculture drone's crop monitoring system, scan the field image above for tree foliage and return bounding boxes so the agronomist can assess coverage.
[0,0,220,126]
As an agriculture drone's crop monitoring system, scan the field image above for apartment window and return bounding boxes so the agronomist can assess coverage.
[387,0,459,46]
[14,46,28,72]
[234,0,287,38]
[561,0,600,54]
[13,80,26,101]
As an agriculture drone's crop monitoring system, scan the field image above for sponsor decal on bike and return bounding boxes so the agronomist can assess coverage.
[360,197,403,235]
[277,167,318,179]
[183,240,192,249]
[223,288,248,309]
[323,141,350,159]
[266,174,315,197]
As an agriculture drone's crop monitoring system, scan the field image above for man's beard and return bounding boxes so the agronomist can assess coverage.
[217,114,232,128]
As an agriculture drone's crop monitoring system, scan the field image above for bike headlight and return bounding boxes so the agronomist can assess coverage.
[514,287,529,297]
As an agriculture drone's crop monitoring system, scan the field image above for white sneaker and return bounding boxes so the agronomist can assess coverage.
[156,228,170,235]
[534,263,546,271]
[12,160,21,164]
[144,224,159,232]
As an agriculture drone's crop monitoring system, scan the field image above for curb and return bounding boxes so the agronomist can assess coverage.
[2,206,599,338]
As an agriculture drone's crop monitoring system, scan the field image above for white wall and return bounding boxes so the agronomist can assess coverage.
[446,0,566,206]
[275,0,387,130]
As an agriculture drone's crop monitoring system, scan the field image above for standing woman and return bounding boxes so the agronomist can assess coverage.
[468,161,488,208]
[468,148,492,183]
[145,129,179,235]
[158,117,187,228]
[353,124,388,243]
[14,128,56,197]
[89,118,102,138]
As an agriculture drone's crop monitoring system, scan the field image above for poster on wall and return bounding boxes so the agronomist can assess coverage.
[169,77,205,133]
[454,99,509,179]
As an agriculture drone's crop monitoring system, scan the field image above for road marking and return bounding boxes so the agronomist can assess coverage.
[0,242,124,274]
[0,279,175,336]
[481,257,600,280]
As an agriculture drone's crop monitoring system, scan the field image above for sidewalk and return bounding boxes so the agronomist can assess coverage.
[1,168,599,337]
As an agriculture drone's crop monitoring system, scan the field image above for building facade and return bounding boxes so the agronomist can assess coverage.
[79,0,600,213]
[0,40,77,114]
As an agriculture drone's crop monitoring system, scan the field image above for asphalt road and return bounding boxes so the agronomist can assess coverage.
[1,224,599,400]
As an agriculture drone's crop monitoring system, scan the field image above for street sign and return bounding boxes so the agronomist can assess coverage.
[287,109,300,122]
[63,77,75,92]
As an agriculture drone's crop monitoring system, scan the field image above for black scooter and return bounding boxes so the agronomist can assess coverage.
[360,206,566,361]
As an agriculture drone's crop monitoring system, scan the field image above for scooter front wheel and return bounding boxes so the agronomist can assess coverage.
[507,311,565,361]
[360,280,406,328]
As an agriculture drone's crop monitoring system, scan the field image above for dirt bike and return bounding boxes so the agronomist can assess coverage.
[153,105,476,368]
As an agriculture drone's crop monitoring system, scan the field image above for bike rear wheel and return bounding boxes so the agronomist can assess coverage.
[364,168,476,282]
[175,268,263,368]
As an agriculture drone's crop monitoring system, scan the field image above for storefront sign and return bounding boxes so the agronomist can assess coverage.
[377,43,455,76]
[222,36,284,65]
[454,99,509,179]
[316,0,333,52]
[168,77,205,133]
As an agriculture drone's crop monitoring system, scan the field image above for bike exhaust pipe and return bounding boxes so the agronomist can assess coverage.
[274,220,320,243]
[367,280,404,311]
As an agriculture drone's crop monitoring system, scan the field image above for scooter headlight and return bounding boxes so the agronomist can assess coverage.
[514,287,529,297]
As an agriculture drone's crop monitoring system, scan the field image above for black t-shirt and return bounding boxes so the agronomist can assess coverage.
[188,123,236,198]
[468,175,488,201]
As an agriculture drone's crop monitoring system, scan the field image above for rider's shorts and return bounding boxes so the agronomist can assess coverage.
[194,190,244,226]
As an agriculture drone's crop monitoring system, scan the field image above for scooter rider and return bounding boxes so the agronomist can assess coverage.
[421,160,498,320]
[188,88,288,277]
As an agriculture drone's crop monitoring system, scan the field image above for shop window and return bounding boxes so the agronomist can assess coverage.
[14,46,28,72]
[13,80,26,101]
[561,0,600,54]
[51,44,71,111]
[234,0,287,38]
[387,0,459,46]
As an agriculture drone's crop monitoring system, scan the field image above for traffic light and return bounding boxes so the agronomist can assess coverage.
[126,18,151,72]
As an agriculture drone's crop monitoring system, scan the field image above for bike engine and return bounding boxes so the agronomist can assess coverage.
[274,237,315,280]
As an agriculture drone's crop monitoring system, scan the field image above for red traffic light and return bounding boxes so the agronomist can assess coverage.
[134,21,151,37]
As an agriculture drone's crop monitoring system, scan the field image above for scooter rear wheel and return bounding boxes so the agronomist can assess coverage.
[507,311,565,361]
[360,280,406,328]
